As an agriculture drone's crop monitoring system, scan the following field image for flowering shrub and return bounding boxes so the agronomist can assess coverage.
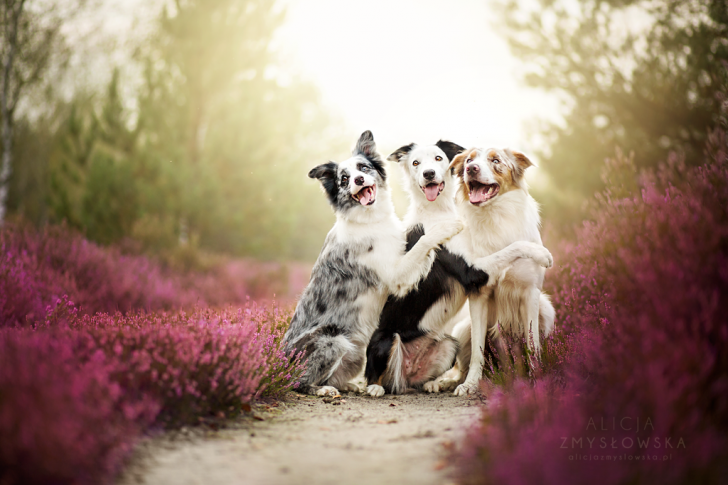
[1,298,302,484]
[0,223,309,327]
[0,329,157,485]
[453,138,728,484]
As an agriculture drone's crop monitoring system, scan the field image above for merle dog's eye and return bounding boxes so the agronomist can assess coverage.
[413,160,420,166]
[341,175,349,186]
[358,164,368,172]
[435,156,442,161]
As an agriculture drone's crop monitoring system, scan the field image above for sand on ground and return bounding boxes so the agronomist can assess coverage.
[118,390,481,485]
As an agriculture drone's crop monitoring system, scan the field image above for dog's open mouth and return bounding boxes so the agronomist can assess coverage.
[421,182,445,202]
[468,181,499,204]
[353,184,377,206]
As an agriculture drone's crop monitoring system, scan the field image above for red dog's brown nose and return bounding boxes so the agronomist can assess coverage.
[466,164,479,173]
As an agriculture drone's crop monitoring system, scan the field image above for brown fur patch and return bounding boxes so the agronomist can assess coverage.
[450,149,480,203]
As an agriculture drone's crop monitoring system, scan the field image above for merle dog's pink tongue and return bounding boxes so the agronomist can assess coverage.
[358,187,373,205]
[424,184,440,202]
[469,185,488,204]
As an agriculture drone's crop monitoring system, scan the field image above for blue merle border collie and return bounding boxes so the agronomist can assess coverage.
[282,131,464,397]
[364,141,554,397]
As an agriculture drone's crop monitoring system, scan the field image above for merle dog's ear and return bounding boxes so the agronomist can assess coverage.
[435,140,465,162]
[387,143,415,163]
[308,162,337,181]
[353,130,386,181]
[353,130,378,160]
[308,162,339,202]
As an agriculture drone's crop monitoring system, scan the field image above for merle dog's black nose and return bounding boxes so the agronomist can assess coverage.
[423,169,435,180]
[354,176,365,186]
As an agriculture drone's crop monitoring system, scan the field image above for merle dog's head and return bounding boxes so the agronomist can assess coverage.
[308,131,388,216]
[387,140,464,202]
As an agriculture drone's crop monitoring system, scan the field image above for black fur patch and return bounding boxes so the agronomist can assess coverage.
[365,223,490,389]
[435,140,465,162]
[308,162,339,205]
[387,143,415,163]
[353,130,386,182]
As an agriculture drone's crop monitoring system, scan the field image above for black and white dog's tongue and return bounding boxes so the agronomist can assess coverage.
[424,183,444,202]
[358,186,375,205]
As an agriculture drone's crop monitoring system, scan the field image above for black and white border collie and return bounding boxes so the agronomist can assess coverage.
[282,131,463,397]
[364,141,554,396]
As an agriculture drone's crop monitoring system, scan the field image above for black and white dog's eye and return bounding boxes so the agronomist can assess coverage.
[435,156,442,161]
[413,160,420,166]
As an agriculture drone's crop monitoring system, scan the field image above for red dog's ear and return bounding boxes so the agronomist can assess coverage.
[506,149,535,180]
[448,151,468,179]
[512,150,534,169]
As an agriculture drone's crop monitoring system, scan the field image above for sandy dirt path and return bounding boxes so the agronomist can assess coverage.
[119,391,481,485]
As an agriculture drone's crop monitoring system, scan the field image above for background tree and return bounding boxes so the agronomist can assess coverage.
[9,0,346,262]
[0,0,84,224]
[496,0,728,227]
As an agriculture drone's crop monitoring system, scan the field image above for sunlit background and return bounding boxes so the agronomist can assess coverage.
[3,0,724,266]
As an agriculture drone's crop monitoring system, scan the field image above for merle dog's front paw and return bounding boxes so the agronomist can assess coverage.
[343,382,361,393]
[316,386,340,397]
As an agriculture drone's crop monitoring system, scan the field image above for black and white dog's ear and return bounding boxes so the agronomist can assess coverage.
[353,130,387,181]
[387,143,415,163]
[353,130,378,160]
[435,140,466,162]
[308,162,337,181]
[308,162,339,202]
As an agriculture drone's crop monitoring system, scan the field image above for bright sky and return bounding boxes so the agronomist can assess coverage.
[67,0,561,188]
[274,0,561,167]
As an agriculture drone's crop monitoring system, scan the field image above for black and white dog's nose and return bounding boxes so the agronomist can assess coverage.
[354,176,365,186]
[423,169,435,180]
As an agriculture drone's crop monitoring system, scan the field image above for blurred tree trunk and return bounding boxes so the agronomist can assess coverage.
[0,0,75,225]
[0,0,26,225]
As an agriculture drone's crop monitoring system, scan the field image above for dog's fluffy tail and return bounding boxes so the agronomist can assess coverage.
[383,333,408,395]
[296,334,354,394]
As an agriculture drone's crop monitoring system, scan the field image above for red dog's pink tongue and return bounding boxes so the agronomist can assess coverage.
[424,184,440,202]
[358,187,373,205]
[469,186,488,204]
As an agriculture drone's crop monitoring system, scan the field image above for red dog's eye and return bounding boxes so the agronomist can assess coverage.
[466,159,472,164]
[493,158,500,164]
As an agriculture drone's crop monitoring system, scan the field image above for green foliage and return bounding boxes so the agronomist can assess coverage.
[496,0,728,229]
[8,0,344,261]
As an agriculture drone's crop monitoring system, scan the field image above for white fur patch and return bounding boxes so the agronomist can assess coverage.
[366,384,385,397]
[316,386,340,397]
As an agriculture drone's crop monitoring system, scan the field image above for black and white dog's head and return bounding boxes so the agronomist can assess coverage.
[387,140,465,203]
[308,131,389,219]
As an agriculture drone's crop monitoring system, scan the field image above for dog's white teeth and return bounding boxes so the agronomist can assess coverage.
[487,186,493,196]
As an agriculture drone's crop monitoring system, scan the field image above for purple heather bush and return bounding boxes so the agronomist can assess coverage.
[0,223,309,327]
[0,329,157,485]
[453,132,728,485]
[1,297,302,484]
